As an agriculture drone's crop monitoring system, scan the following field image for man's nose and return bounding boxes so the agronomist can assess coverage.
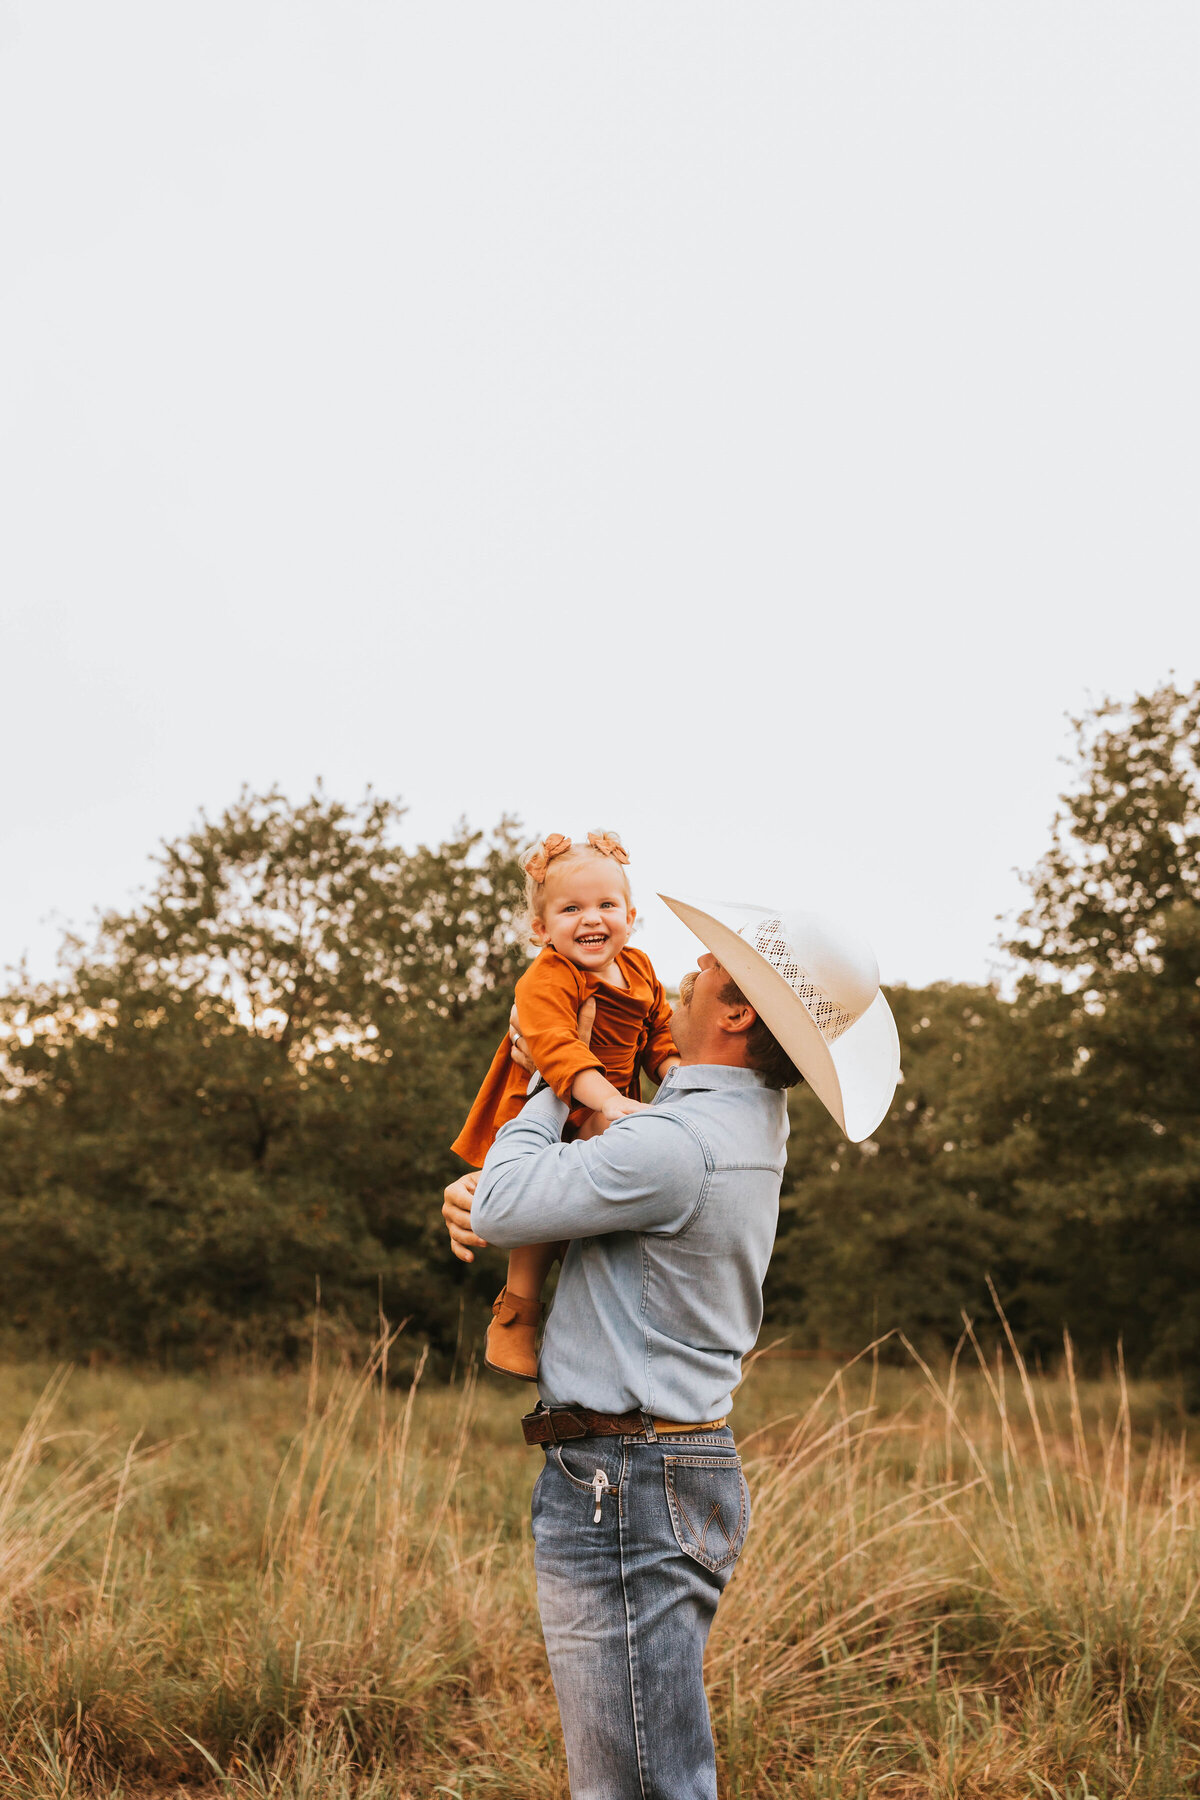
[698,952,715,970]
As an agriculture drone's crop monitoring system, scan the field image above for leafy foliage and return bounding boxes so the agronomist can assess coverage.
[2,681,1199,1376]
[1011,681,1200,984]
[770,679,1200,1388]
[0,789,527,1362]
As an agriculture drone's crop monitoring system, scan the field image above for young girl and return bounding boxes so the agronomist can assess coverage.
[451,829,679,1379]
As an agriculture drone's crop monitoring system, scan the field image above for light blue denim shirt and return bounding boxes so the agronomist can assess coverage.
[471,1064,789,1420]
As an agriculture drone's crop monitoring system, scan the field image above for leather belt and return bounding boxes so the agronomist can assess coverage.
[522,1404,728,1447]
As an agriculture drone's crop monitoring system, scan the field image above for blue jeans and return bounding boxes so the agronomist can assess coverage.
[531,1424,750,1800]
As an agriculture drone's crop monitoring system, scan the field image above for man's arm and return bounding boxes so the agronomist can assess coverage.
[441,995,602,1265]
[471,1084,707,1248]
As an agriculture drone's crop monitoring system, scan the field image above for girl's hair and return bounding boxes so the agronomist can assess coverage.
[518,829,633,931]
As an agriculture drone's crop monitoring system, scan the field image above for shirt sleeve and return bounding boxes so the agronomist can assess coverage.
[516,956,606,1102]
[471,1084,709,1246]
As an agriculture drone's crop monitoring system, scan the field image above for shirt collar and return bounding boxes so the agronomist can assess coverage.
[657,1063,770,1094]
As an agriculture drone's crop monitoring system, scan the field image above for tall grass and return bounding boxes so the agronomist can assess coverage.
[0,1366,146,1611]
[0,1325,1196,1797]
[708,1325,1200,1796]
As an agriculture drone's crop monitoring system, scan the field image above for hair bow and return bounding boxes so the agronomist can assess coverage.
[587,830,630,865]
[523,833,572,885]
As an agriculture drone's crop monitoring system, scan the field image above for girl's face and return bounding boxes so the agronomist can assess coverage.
[531,857,636,970]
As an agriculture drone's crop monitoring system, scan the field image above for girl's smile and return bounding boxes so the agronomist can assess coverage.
[531,860,636,978]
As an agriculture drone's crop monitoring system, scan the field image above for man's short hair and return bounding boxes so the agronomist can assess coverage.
[718,975,803,1090]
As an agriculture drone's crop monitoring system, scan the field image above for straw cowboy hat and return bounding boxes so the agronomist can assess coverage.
[660,896,901,1143]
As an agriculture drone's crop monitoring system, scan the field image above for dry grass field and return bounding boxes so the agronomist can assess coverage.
[0,1326,1197,1799]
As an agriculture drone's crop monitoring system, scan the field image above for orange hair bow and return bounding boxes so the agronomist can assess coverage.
[524,833,572,884]
[587,830,630,865]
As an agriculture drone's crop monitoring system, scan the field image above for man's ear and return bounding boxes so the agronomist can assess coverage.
[719,1002,757,1038]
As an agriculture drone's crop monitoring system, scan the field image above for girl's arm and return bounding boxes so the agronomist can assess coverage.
[515,959,607,1101]
[571,1066,645,1123]
[515,959,646,1120]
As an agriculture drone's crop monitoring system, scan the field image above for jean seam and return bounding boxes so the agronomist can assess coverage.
[616,1445,650,1799]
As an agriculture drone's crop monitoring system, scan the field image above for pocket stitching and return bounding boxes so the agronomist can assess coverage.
[663,1455,747,1572]
[549,1444,623,1500]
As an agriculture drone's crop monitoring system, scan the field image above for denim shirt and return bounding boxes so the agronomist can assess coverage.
[471,1064,789,1420]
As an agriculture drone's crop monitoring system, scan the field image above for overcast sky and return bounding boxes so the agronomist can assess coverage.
[2,2,1197,993]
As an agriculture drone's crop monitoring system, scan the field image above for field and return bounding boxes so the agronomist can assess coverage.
[1,1329,1198,1800]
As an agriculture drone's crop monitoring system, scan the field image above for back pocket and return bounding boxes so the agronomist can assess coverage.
[662,1454,750,1573]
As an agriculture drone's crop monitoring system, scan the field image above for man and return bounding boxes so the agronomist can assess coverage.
[443,898,900,1800]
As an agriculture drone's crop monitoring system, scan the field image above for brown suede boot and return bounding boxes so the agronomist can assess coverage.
[485,1287,542,1381]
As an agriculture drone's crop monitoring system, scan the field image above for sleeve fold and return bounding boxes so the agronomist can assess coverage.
[516,956,606,1102]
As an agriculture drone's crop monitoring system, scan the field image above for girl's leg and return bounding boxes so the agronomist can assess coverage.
[485,1240,568,1382]
[505,1240,566,1300]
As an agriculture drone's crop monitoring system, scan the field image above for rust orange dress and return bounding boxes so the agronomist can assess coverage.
[451,944,678,1168]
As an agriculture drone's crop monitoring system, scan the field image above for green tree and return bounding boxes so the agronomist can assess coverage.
[1011,681,1200,986]
[6,685,1198,1377]
[768,680,1200,1377]
[0,788,527,1363]
[1005,682,1200,1389]
[765,982,1074,1356]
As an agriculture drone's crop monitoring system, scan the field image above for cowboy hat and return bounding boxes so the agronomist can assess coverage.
[659,896,901,1143]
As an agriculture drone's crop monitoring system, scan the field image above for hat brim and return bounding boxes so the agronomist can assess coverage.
[659,894,901,1143]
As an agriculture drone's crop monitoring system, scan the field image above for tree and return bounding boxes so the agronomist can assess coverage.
[767,680,1200,1381]
[765,981,1073,1356]
[0,789,528,1363]
[1006,681,1200,1390]
[6,686,1199,1376]
[1011,681,1200,987]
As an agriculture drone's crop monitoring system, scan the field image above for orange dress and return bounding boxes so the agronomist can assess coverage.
[451,945,678,1168]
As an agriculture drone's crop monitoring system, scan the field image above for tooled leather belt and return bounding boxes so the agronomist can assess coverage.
[521,1404,728,1446]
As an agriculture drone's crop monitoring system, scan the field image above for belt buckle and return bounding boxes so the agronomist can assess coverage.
[545,1404,589,1443]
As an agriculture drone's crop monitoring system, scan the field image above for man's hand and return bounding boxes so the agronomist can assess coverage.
[450,996,607,1257]
[509,994,597,1076]
[442,1171,487,1263]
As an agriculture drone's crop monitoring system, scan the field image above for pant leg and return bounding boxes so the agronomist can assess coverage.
[531,1430,749,1800]
[533,1436,644,1800]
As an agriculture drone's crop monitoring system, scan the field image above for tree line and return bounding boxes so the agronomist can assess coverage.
[2,683,1198,1389]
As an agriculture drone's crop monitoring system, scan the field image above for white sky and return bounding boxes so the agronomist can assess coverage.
[2,2,1198,993]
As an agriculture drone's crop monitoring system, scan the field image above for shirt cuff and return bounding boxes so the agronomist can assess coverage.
[521,1079,570,1130]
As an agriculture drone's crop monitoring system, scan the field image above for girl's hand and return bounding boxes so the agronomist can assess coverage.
[599,1095,647,1124]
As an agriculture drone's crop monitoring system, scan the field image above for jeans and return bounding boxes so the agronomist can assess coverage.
[531,1424,750,1800]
